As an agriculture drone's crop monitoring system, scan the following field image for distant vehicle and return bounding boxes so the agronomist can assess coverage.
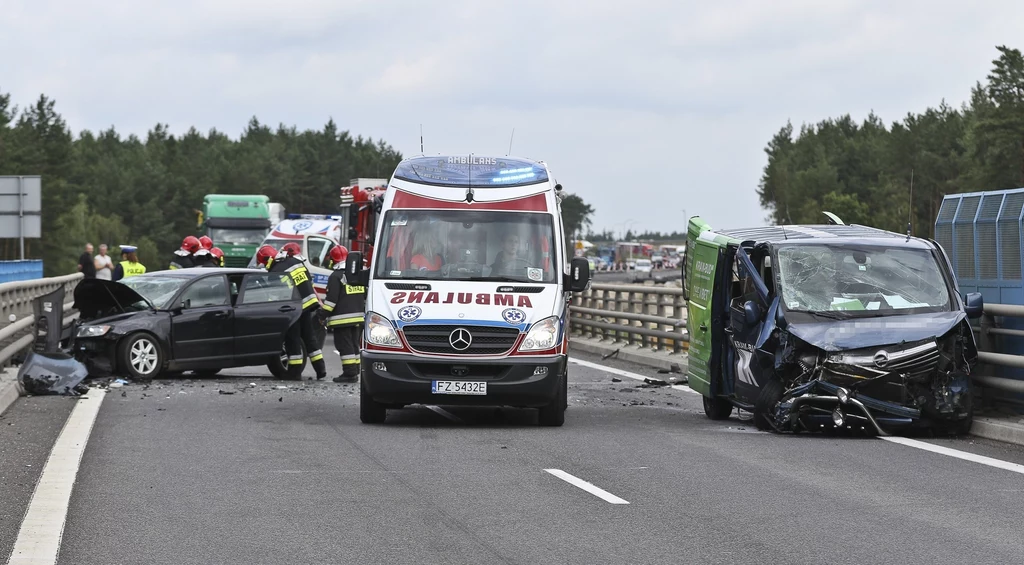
[250,215,344,297]
[339,178,389,267]
[683,214,981,436]
[634,258,653,273]
[651,253,664,269]
[70,270,305,381]
[268,202,286,226]
[202,195,272,267]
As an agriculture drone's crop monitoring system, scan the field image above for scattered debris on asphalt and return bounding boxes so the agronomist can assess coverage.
[278,397,283,402]
[18,351,89,396]
[601,348,620,360]
[643,378,670,387]
[218,390,235,395]
[611,377,622,383]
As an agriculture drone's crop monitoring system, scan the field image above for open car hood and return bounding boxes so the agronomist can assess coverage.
[73,279,151,319]
[785,311,966,352]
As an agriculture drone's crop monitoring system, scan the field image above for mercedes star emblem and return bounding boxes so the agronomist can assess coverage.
[873,350,890,368]
[449,328,473,351]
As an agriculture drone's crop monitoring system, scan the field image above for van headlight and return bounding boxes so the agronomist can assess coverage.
[76,325,111,338]
[519,316,560,352]
[365,312,401,348]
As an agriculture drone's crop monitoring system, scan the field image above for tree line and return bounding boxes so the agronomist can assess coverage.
[0,91,404,275]
[758,45,1024,237]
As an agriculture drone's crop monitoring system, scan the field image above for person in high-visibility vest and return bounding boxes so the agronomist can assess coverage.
[112,245,146,281]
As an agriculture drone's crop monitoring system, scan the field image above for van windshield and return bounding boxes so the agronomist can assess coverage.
[776,244,951,316]
[374,210,558,283]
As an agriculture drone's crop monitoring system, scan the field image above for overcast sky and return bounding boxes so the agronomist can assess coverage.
[3,0,1023,236]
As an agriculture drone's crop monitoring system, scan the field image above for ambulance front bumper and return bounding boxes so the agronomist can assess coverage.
[361,351,566,408]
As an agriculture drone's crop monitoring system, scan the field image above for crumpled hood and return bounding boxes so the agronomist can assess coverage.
[370,281,561,330]
[786,311,966,352]
[73,279,150,319]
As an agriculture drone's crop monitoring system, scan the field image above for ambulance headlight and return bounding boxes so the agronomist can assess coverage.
[365,312,401,348]
[519,316,560,352]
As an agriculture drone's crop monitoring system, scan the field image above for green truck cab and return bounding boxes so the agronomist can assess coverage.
[202,195,272,267]
[682,215,982,436]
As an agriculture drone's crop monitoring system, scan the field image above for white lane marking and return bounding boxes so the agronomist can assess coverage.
[568,358,700,395]
[544,468,630,504]
[424,405,463,423]
[880,436,1024,476]
[9,389,107,565]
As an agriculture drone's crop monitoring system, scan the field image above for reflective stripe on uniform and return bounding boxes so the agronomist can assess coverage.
[301,295,319,309]
[287,357,304,365]
[322,300,336,312]
[309,350,324,362]
[341,358,360,365]
[327,312,364,327]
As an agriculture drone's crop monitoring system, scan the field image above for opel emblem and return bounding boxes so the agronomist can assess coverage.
[873,350,890,368]
[449,328,472,351]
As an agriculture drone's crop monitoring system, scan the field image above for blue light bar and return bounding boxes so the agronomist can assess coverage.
[393,155,548,188]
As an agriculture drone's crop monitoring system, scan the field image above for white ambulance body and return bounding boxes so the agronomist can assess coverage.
[251,215,343,296]
[351,155,592,426]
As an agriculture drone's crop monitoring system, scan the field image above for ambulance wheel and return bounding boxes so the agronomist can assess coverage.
[538,372,567,427]
[703,396,733,420]
[359,376,387,424]
[754,378,784,432]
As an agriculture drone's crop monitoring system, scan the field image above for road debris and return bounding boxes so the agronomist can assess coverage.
[218,390,235,395]
[643,378,670,387]
[611,377,622,383]
[17,351,89,396]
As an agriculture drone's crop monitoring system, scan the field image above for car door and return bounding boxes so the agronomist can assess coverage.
[305,236,335,296]
[171,274,234,361]
[233,272,302,358]
[684,220,727,398]
[726,246,772,404]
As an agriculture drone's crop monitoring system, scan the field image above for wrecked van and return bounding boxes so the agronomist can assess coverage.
[682,215,983,435]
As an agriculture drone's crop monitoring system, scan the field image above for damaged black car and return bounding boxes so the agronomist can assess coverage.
[69,269,306,381]
[683,215,982,435]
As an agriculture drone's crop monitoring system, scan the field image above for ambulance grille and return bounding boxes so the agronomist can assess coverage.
[402,325,520,355]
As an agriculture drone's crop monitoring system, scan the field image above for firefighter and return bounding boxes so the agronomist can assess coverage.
[256,245,305,376]
[269,242,327,380]
[193,247,213,267]
[320,246,364,383]
[170,236,200,269]
[112,245,146,281]
[209,247,225,267]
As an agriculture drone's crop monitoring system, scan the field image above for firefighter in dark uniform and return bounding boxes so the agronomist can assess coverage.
[170,236,200,270]
[193,236,215,267]
[207,247,225,267]
[321,246,365,383]
[270,242,327,380]
[256,245,304,377]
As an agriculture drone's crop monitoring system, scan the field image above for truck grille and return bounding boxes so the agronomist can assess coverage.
[402,325,520,355]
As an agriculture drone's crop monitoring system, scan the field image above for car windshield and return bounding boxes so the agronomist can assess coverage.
[209,228,268,246]
[374,210,558,283]
[121,276,188,310]
[776,244,952,316]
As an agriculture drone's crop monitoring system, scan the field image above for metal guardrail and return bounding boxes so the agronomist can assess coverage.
[569,283,688,353]
[0,273,82,369]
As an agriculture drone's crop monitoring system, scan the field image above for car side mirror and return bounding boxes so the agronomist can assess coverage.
[743,300,761,327]
[346,252,369,286]
[567,257,591,292]
[964,292,984,319]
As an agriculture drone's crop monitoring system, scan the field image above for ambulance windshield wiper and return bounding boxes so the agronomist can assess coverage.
[463,276,526,282]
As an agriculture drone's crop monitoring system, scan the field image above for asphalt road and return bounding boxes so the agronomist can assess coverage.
[3,351,1024,564]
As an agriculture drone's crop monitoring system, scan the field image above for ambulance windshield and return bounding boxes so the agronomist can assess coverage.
[375,210,558,283]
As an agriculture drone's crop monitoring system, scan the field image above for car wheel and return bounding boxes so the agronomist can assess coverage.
[702,395,733,420]
[119,333,163,381]
[753,378,784,432]
[538,372,567,427]
[359,376,387,424]
[267,340,306,380]
[939,392,974,436]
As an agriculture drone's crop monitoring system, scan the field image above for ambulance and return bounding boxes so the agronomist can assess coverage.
[345,155,592,426]
[249,215,344,296]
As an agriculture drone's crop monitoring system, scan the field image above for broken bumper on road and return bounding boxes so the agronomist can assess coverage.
[773,380,925,435]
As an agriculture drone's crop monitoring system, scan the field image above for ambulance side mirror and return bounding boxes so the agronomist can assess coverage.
[346,252,369,286]
[567,257,591,293]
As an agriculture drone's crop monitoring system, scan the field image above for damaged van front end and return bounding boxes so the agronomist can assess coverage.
[767,314,978,435]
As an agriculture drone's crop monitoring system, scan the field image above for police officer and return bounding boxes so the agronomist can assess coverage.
[320,246,364,383]
[112,245,146,281]
[269,243,327,380]
[170,236,201,269]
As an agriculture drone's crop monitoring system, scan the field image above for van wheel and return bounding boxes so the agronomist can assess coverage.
[753,378,784,432]
[119,333,163,382]
[703,396,733,420]
[359,376,387,424]
[538,372,567,427]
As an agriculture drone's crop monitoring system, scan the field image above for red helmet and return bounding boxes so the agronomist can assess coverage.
[256,245,277,266]
[181,236,201,254]
[198,235,214,250]
[329,245,348,266]
[281,242,302,257]
[210,247,224,259]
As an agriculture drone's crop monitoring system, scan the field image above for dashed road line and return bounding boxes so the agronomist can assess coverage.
[8,389,107,565]
[544,468,630,504]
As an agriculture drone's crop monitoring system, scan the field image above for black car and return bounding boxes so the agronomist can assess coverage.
[71,268,306,380]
